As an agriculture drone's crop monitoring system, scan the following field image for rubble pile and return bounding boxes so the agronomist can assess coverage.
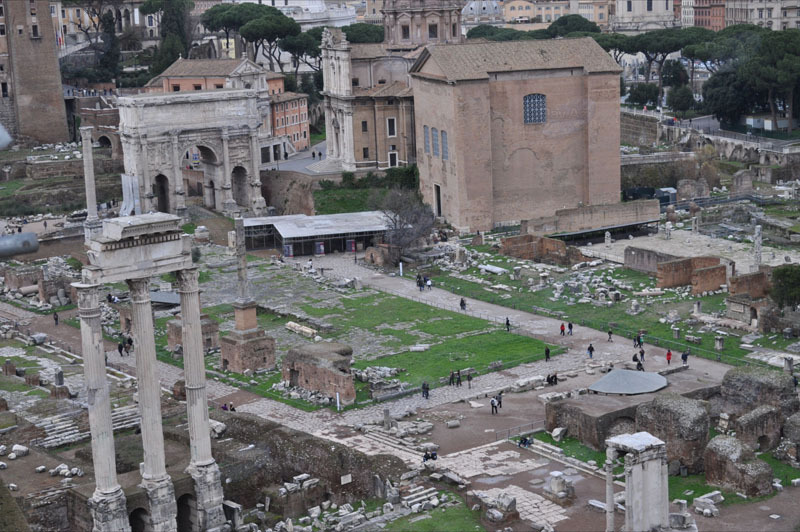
[270,380,338,407]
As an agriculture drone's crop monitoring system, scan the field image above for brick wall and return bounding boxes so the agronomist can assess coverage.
[657,256,721,291]
[522,200,660,236]
[620,112,659,146]
[624,246,680,274]
[729,269,771,298]
[691,264,727,295]
[499,234,589,266]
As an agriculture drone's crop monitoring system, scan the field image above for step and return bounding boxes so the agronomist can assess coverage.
[402,487,437,504]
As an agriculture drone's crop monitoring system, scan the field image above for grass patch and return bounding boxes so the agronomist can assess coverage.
[312,188,382,215]
[533,431,608,466]
[66,257,83,271]
[667,474,752,506]
[310,130,326,146]
[0,375,35,394]
[181,223,197,234]
[384,493,483,532]
[352,331,557,389]
[760,453,800,486]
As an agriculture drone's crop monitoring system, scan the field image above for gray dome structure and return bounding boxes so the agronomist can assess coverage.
[588,369,668,395]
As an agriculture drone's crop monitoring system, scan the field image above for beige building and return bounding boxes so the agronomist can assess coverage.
[725,0,800,30]
[569,0,613,27]
[611,0,679,33]
[410,38,622,232]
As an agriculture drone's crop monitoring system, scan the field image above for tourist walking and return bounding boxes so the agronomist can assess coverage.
[545,346,550,362]
[467,373,472,389]
[456,370,462,387]
[608,329,613,342]
[117,342,124,357]
[666,349,672,365]
[587,343,595,359]
[495,392,503,409]
[568,322,573,336]
[312,151,316,160]
[221,403,228,411]
[636,361,645,371]
[560,323,565,336]
[53,312,59,326]
[421,381,429,399]
[490,397,498,415]
[505,318,510,332]
[449,370,455,386]
[639,347,645,363]
[426,278,432,290]
[460,298,467,311]
[681,350,689,366]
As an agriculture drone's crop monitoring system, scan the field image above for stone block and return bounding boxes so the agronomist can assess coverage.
[446,420,460,429]
[551,427,567,442]
[704,436,773,497]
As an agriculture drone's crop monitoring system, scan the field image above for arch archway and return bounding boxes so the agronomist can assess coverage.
[129,508,151,532]
[231,166,249,208]
[97,135,112,149]
[176,493,197,532]
[183,144,221,200]
[154,174,170,213]
[206,179,217,210]
[123,9,131,29]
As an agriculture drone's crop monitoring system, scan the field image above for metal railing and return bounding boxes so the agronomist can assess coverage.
[495,420,545,441]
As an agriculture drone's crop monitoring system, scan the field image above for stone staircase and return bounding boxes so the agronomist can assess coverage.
[306,157,343,174]
[359,430,422,464]
[400,485,439,509]
[32,405,140,449]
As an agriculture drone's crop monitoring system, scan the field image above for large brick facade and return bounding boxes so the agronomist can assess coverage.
[656,256,731,295]
[499,234,590,266]
[411,38,623,232]
[1,0,68,144]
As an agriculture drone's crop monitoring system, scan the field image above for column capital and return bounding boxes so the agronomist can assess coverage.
[75,282,101,312]
[80,125,94,141]
[127,277,150,301]
[177,268,200,294]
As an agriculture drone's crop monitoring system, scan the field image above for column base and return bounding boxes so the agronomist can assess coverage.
[140,475,178,532]
[88,487,131,532]
[84,218,103,245]
[186,461,226,532]
[222,199,239,217]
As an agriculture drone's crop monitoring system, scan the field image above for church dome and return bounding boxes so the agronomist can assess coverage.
[462,0,501,17]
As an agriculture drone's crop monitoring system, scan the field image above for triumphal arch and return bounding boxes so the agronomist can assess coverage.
[118,89,268,217]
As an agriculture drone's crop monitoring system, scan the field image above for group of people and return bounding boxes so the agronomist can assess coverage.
[490,392,503,414]
[220,402,236,412]
[448,369,471,388]
[117,336,134,357]
[559,322,574,336]
[545,373,558,386]
[416,274,432,292]
[422,450,438,462]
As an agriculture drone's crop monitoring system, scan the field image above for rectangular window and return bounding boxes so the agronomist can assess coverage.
[194,84,202,90]
[362,147,369,159]
[172,85,180,92]
[0,25,5,36]
[62,9,65,18]
[387,117,396,137]
[452,23,456,37]
[434,184,442,217]
[401,25,410,39]
[303,131,307,138]
[432,128,439,156]
[441,131,448,160]
[76,9,81,18]
[647,0,653,11]
[0,6,4,18]
[31,25,39,38]
[62,24,66,36]
[361,120,368,132]
[388,152,398,167]
[51,5,56,16]
[423,125,430,153]
[148,15,154,27]
[1,83,7,98]
[215,84,223,89]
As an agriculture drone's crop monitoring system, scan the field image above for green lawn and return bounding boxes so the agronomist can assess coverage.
[309,130,326,146]
[384,494,484,532]
[312,188,382,215]
[181,223,197,234]
[532,431,609,466]
[352,331,557,389]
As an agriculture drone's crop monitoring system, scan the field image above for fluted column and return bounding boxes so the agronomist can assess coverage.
[75,282,131,532]
[127,277,177,532]
[221,130,236,213]
[605,458,615,532]
[138,137,153,213]
[80,127,98,221]
[176,269,226,531]
[170,133,187,218]
[249,130,265,215]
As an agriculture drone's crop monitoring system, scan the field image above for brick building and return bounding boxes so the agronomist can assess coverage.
[410,38,623,232]
[272,92,311,153]
[694,0,726,30]
[0,0,68,145]
[49,1,161,51]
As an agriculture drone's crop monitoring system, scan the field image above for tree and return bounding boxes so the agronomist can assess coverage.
[200,4,238,43]
[661,59,688,87]
[340,23,384,43]
[62,0,124,49]
[770,264,800,309]
[702,69,763,124]
[627,83,659,107]
[370,187,434,264]
[667,85,693,118]
[98,11,121,80]
[280,32,321,76]
[240,11,300,71]
[142,0,194,73]
[593,33,630,64]
[630,28,688,107]
[546,14,600,37]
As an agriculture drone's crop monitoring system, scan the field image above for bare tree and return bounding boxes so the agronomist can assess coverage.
[370,189,435,264]
[63,0,124,49]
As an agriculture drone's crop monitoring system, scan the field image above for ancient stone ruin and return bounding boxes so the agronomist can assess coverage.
[281,342,356,406]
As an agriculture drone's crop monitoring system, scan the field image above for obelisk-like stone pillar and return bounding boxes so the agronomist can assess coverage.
[75,282,131,532]
[80,126,102,243]
[127,277,177,532]
[176,268,226,531]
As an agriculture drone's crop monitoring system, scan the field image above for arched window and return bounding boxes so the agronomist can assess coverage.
[424,126,430,153]
[441,131,448,160]
[432,128,439,156]
[523,94,546,124]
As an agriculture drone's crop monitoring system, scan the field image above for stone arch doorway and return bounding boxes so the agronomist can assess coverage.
[97,135,112,149]
[154,174,170,213]
[129,507,151,532]
[231,166,249,209]
[206,179,217,211]
[176,493,197,532]
[183,144,221,203]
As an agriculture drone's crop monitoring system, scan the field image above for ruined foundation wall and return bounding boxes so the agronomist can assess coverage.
[691,264,727,295]
[620,113,659,146]
[657,256,721,290]
[499,234,590,266]
[624,246,679,274]
[521,200,660,236]
[729,271,771,298]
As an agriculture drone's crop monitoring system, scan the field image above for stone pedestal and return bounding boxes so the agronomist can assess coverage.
[75,282,131,532]
[128,278,177,531]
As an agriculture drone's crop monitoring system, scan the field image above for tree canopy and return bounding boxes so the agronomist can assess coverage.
[771,264,800,309]
[546,15,600,37]
[240,10,300,71]
[341,23,384,43]
[142,0,194,75]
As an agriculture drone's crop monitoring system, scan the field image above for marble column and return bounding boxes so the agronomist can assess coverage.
[221,130,236,213]
[76,282,131,532]
[176,269,226,531]
[604,458,614,532]
[80,127,98,221]
[138,138,153,213]
[249,129,266,215]
[170,133,187,219]
[127,278,177,532]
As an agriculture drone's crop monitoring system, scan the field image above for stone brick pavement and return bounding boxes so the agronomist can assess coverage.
[479,484,568,527]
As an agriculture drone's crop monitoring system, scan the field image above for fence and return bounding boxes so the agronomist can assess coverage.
[495,420,545,441]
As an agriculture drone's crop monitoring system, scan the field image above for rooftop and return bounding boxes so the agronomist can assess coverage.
[271,91,309,103]
[410,37,622,82]
[588,369,668,395]
[244,211,389,240]
[145,57,284,86]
